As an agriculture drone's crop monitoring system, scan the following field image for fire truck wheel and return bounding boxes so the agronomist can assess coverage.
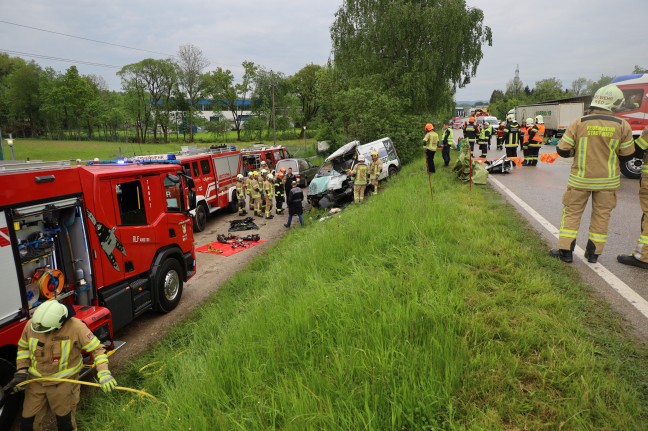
[228,193,238,213]
[154,258,183,313]
[0,357,22,428]
[193,204,208,233]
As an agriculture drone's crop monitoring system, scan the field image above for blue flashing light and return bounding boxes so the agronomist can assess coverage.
[167,154,177,160]
[117,159,126,165]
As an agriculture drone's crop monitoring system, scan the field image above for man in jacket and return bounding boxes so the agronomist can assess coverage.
[502,114,520,158]
[423,123,439,173]
[236,174,247,216]
[284,167,297,203]
[263,173,275,219]
[3,300,116,430]
[526,115,545,166]
[477,120,492,158]
[250,171,262,217]
[245,171,254,212]
[274,171,285,215]
[550,85,635,263]
[369,150,383,195]
[440,122,454,167]
[348,154,369,203]
[284,180,304,228]
[462,117,479,157]
[618,126,648,269]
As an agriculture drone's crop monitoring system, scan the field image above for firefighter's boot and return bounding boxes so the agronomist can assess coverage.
[584,240,600,263]
[617,254,648,269]
[549,249,573,263]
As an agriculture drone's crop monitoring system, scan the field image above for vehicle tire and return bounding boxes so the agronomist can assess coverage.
[0,357,22,429]
[153,258,183,313]
[228,193,238,213]
[388,165,398,177]
[193,203,208,233]
[620,156,643,180]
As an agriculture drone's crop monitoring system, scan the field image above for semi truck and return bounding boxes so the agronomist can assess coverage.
[515,102,584,139]
[0,159,197,427]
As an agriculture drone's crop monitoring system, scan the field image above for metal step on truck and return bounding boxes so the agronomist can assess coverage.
[0,159,197,427]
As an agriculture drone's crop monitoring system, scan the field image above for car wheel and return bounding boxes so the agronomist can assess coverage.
[228,193,238,213]
[153,258,183,313]
[388,165,398,176]
[620,155,643,180]
[193,203,208,232]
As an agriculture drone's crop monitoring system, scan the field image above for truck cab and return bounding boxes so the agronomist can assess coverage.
[612,74,648,179]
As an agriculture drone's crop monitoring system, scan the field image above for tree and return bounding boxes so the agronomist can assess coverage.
[330,0,491,114]
[532,78,564,102]
[118,62,151,143]
[6,60,42,137]
[505,75,524,98]
[489,89,505,104]
[588,75,613,94]
[176,44,209,143]
[290,64,323,133]
[570,77,593,96]
[632,65,648,74]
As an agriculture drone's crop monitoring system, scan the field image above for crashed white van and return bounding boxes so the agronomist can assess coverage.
[307,137,400,208]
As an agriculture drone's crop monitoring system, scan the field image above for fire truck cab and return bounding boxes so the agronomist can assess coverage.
[241,145,290,175]
[0,160,196,427]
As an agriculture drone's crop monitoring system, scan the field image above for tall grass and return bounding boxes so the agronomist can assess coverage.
[79,158,647,430]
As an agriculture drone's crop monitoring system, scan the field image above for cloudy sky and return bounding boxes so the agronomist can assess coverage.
[1,0,647,102]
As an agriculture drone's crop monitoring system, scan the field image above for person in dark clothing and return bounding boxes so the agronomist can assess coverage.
[284,167,297,203]
[284,181,304,228]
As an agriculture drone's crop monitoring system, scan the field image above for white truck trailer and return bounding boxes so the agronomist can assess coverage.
[515,102,584,138]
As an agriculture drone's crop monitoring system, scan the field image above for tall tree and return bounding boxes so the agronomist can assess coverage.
[532,78,564,102]
[176,44,209,143]
[588,75,613,94]
[330,0,491,114]
[118,62,151,143]
[6,60,42,137]
[570,77,593,96]
[632,65,648,74]
[290,64,323,133]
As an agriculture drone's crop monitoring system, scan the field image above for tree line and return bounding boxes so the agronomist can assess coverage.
[0,0,493,164]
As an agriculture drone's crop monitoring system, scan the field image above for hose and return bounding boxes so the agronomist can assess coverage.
[15,377,159,402]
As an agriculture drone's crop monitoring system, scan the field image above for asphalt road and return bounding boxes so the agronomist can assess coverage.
[463,133,648,341]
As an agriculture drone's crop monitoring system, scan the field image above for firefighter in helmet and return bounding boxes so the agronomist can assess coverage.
[440,122,454,167]
[477,120,491,158]
[250,171,262,216]
[503,114,521,158]
[236,174,247,216]
[369,150,383,195]
[462,117,479,157]
[245,171,254,212]
[259,169,268,215]
[263,173,275,219]
[526,115,545,166]
[3,300,116,430]
[618,126,648,269]
[348,154,369,203]
[422,123,439,173]
[550,85,634,263]
[274,171,285,214]
[521,118,533,165]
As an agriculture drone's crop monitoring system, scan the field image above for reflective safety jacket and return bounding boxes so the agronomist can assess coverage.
[273,178,284,198]
[16,317,108,383]
[637,127,648,177]
[369,158,383,180]
[245,177,253,195]
[530,124,544,146]
[350,162,369,184]
[441,127,454,147]
[557,109,634,190]
[521,126,529,146]
[236,180,246,199]
[423,131,439,151]
[463,123,479,143]
[263,179,275,198]
[503,121,520,147]
[478,124,491,142]
[250,178,261,199]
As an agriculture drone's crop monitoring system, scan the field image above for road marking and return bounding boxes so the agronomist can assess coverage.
[489,176,648,320]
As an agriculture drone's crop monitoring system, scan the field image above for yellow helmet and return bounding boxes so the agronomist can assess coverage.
[252,170,259,176]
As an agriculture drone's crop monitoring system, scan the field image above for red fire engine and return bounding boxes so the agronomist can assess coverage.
[241,145,290,174]
[0,160,196,426]
[133,146,242,232]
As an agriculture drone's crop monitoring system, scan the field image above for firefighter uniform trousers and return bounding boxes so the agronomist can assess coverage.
[634,182,648,262]
[245,177,253,211]
[369,159,383,195]
[250,179,262,215]
[236,181,246,215]
[351,162,369,203]
[274,179,284,214]
[559,188,616,254]
[24,379,81,430]
[263,180,274,217]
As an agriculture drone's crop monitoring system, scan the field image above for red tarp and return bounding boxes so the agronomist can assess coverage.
[195,240,265,257]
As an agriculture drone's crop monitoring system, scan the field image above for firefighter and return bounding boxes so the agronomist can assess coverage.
[440,122,454,167]
[618,126,648,269]
[462,117,479,157]
[550,84,634,263]
[245,171,254,211]
[526,115,545,166]
[263,173,275,219]
[236,174,247,216]
[3,300,116,430]
[422,123,439,173]
[369,150,383,195]
[477,121,491,158]
[274,171,285,214]
[497,121,506,150]
[348,154,369,203]
[521,118,533,165]
[259,169,268,215]
[250,171,262,216]
[502,114,521,158]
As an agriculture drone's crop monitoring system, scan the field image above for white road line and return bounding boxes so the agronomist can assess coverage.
[489,176,648,320]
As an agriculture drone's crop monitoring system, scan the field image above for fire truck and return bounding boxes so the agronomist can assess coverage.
[0,159,196,427]
[133,146,242,232]
[241,145,290,175]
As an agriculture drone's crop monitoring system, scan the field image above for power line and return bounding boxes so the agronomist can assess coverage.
[0,20,174,57]
[0,49,120,69]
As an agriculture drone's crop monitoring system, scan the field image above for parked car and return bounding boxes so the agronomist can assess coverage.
[275,158,318,187]
[476,116,500,129]
[308,137,400,208]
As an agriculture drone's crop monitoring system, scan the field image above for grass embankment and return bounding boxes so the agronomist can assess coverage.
[80,158,647,430]
[5,138,317,161]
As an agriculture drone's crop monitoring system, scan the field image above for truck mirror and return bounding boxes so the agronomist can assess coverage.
[166,173,180,184]
[188,190,197,211]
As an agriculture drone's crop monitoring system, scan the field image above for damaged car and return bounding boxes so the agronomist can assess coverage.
[308,137,400,208]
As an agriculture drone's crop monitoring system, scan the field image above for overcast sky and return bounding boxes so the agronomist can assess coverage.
[1,0,647,102]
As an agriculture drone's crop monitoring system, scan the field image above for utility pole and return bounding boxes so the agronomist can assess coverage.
[0,127,4,161]
[271,72,277,146]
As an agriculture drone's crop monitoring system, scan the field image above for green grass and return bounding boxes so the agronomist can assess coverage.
[1,137,318,162]
[77,155,647,430]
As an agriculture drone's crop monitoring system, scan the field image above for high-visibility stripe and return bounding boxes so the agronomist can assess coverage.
[607,139,619,178]
[18,338,28,349]
[637,135,648,150]
[82,336,100,352]
[589,232,608,243]
[29,359,82,379]
[619,138,635,150]
[94,354,108,366]
[568,175,620,190]
[29,338,38,368]
[639,235,648,245]
[562,134,575,146]
[577,137,587,178]
[59,340,71,372]
[16,350,30,361]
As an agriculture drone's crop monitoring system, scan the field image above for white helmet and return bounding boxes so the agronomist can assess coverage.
[525,118,534,127]
[31,300,68,333]
[260,160,267,166]
[247,171,253,177]
[506,114,515,122]
[534,115,544,124]
[260,169,268,176]
[267,173,274,180]
[357,154,365,163]
[590,84,625,111]
[237,174,244,180]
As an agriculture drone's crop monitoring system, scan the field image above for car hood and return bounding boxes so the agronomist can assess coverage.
[309,172,348,195]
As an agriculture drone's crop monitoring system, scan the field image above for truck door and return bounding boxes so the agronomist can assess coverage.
[0,211,23,324]
[163,174,193,251]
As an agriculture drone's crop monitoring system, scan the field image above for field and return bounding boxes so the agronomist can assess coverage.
[72,156,648,430]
